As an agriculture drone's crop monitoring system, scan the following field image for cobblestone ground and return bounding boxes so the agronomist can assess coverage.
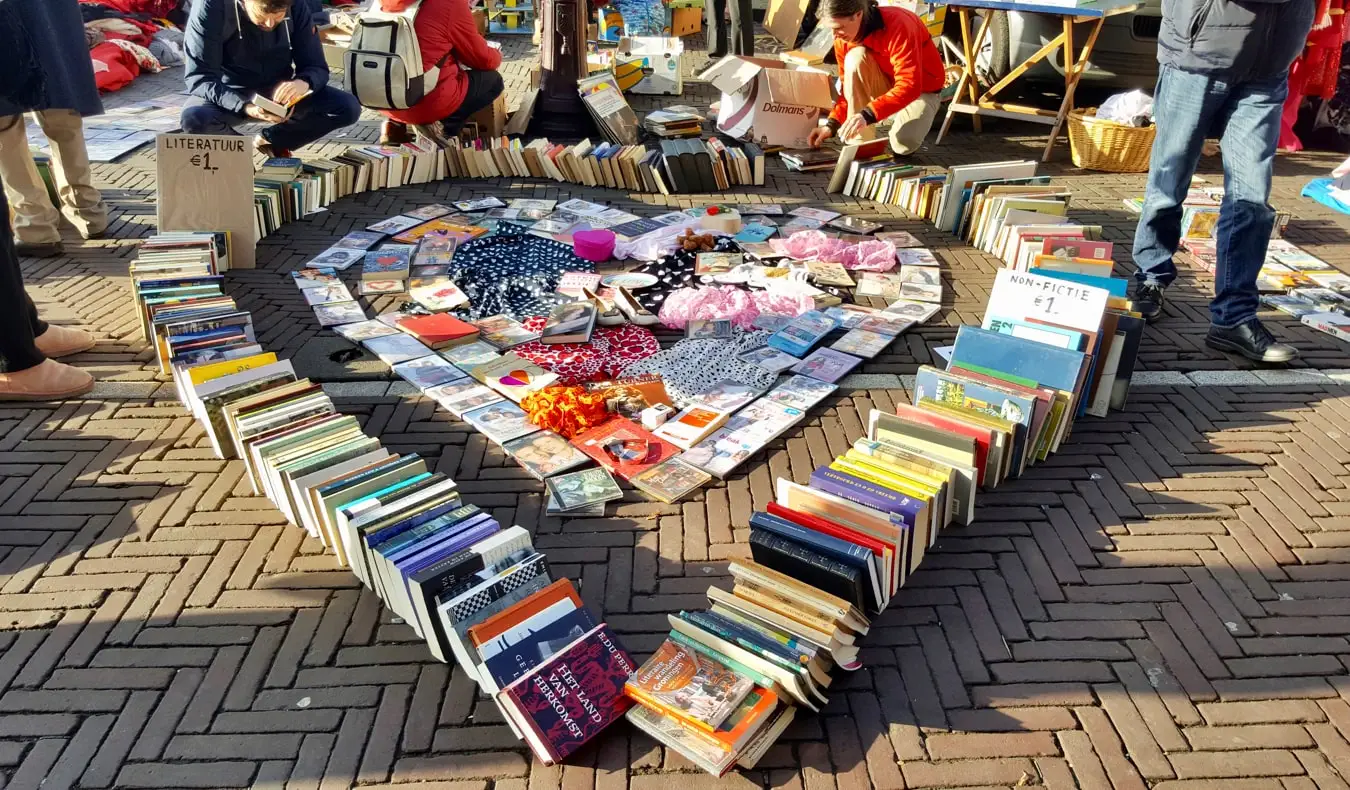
[6,31,1350,790]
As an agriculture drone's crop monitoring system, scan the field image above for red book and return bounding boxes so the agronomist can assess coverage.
[570,417,679,481]
[396,313,479,350]
[894,402,994,487]
[498,624,636,765]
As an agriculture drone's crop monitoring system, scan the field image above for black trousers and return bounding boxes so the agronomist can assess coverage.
[437,70,506,136]
[707,0,753,56]
[0,183,48,374]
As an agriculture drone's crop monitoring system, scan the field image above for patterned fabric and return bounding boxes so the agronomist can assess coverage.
[627,236,739,312]
[511,316,661,384]
[618,330,779,407]
[446,225,593,321]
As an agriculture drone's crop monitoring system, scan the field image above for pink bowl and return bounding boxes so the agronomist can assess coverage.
[573,229,616,262]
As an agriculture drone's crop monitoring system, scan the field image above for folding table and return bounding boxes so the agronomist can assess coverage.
[933,0,1144,162]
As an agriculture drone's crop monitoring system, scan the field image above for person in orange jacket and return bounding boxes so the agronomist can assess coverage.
[377,0,504,146]
[806,0,945,155]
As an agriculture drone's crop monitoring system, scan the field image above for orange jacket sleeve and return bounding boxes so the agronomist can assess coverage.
[866,23,922,122]
[828,39,851,125]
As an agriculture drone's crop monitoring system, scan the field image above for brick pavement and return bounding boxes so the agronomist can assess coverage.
[6,27,1350,790]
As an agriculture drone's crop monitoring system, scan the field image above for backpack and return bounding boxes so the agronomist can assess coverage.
[344,0,447,110]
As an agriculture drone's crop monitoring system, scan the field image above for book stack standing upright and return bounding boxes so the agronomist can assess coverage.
[135,229,636,768]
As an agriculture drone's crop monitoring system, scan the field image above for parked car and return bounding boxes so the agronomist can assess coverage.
[946,2,1163,91]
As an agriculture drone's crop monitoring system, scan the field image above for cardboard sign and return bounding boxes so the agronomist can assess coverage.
[156,134,256,270]
[984,269,1109,334]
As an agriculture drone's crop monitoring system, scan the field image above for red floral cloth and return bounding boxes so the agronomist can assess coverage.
[511,317,660,384]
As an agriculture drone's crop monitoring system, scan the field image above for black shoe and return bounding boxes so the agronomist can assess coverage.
[15,241,63,258]
[1134,282,1165,323]
[1206,319,1299,364]
[708,49,728,59]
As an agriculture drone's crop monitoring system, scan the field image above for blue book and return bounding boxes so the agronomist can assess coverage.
[378,510,493,596]
[482,606,597,690]
[394,518,499,613]
[809,466,924,531]
[768,310,837,356]
[1028,268,1129,298]
[749,511,873,567]
[684,610,805,670]
[951,325,1086,397]
[373,504,482,557]
[365,499,469,553]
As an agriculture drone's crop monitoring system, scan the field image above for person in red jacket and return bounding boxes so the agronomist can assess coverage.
[806,0,945,155]
[377,0,504,146]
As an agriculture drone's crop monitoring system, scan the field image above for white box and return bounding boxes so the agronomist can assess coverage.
[698,55,834,149]
[617,37,684,95]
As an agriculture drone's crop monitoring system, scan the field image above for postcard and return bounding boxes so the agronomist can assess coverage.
[828,215,882,235]
[899,265,942,286]
[695,252,744,277]
[426,379,503,416]
[357,279,405,296]
[898,248,939,266]
[361,333,433,365]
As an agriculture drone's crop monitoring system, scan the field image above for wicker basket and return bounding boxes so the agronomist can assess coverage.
[1066,108,1156,173]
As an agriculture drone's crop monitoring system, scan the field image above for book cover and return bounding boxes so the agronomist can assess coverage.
[738,346,801,374]
[767,311,836,356]
[809,466,925,531]
[545,467,624,511]
[362,333,433,365]
[686,320,735,340]
[689,379,762,413]
[475,315,541,349]
[764,375,837,411]
[951,325,1085,396]
[471,353,558,402]
[408,278,470,312]
[749,529,867,613]
[831,328,895,358]
[653,406,730,450]
[500,624,636,765]
[367,214,425,235]
[571,418,679,480]
[625,639,755,730]
[392,355,467,390]
[502,430,591,480]
[630,458,712,504]
[427,379,504,417]
[540,301,598,345]
[483,606,598,690]
[397,313,478,348]
[361,247,412,281]
[463,401,540,445]
[441,340,502,371]
[789,348,862,383]
[313,301,368,327]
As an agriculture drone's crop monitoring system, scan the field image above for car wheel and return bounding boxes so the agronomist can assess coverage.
[972,10,1010,85]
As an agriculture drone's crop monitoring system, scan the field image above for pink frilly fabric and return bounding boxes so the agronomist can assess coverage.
[769,230,898,272]
[657,285,816,329]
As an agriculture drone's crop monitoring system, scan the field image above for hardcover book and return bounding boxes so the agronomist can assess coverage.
[397,313,479,349]
[540,301,598,345]
[499,624,636,765]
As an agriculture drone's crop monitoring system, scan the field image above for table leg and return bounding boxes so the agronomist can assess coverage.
[1043,15,1105,162]
[965,10,992,133]
[935,6,977,145]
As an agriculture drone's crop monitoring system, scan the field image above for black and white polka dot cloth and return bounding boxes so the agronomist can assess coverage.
[628,237,845,313]
[448,225,595,321]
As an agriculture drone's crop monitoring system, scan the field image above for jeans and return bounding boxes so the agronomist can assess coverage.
[433,71,505,136]
[1132,64,1286,328]
[707,0,753,56]
[0,183,49,373]
[179,85,362,152]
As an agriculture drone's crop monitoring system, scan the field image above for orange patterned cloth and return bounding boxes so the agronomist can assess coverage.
[520,386,612,439]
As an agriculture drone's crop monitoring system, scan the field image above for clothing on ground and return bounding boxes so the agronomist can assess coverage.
[446,224,593,320]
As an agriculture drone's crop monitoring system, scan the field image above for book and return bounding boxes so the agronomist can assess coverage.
[629,458,712,504]
[440,340,502,371]
[475,315,541,350]
[362,333,434,365]
[497,624,636,765]
[545,467,624,511]
[571,418,680,480]
[767,311,837,356]
[361,247,413,281]
[653,406,730,450]
[463,401,539,445]
[764,375,837,411]
[392,355,468,390]
[686,320,735,340]
[502,430,591,480]
[689,379,763,413]
[738,346,801,374]
[396,313,479,350]
[408,277,470,312]
[471,353,559,402]
[626,639,755,730]
[313,301,367,327]
[831,328,894,359]
[540,301,598,345]
[789,348,862,383]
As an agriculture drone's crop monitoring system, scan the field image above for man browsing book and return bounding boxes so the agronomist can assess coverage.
[181,0,361,157]
[806,0,944,155]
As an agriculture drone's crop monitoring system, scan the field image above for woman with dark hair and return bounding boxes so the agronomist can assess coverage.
[805,0,944,155]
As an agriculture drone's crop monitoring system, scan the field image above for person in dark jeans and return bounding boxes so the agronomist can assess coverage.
[707,0,753,58]
[0,180,96,401]
[1131,0,1314,363]
[375,0,504,147]
[181,0,361,157]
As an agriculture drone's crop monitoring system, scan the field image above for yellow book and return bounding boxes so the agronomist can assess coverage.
[829,458,937,567]
[187,352,278,387]
[843,448,953,527]
[916,397,1018,483]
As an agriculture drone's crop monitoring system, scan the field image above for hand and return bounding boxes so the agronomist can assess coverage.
[807,125,833,148]
[272,79,310,106]
[838,113,869,142]
[1334,155,1350,178]
[244,103,286,124]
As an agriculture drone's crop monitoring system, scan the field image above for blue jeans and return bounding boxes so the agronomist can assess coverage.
[180,85,361,152]
[1131,64,1287,328]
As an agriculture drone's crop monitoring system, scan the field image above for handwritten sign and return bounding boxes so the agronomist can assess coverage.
[156,134,256,270]
[983,269,1109,334]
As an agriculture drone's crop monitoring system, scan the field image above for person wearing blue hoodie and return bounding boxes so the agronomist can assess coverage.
[181,0,361,157]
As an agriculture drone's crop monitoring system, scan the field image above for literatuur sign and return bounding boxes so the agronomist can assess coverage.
[156,134,256,270]
[983,269,1109,333]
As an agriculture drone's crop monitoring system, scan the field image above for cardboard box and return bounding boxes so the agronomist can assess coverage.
[698,55,834,149]
[616,37,684,95]
[468,93,507,137]
[670,6,702,36]
[473,8,488,34]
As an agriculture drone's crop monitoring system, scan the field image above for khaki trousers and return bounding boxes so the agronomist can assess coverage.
[841,46,941,155]
[0,110,108,244]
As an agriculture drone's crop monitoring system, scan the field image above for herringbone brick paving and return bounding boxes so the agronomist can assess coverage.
[7,31,1350,790]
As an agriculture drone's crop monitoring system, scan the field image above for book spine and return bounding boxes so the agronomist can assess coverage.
[749,512,871,565]
[749,528,858,582]
[809,467,920,529]
[683,611,803,670]
[748,531,863,611]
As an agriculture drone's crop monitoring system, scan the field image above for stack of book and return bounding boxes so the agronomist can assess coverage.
[643,107,706,138]
[659,138,766,192]
[132,230,637,767]
[1121,187,1292,240]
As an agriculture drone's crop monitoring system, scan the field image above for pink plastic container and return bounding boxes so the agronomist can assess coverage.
[573,229,616,262]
